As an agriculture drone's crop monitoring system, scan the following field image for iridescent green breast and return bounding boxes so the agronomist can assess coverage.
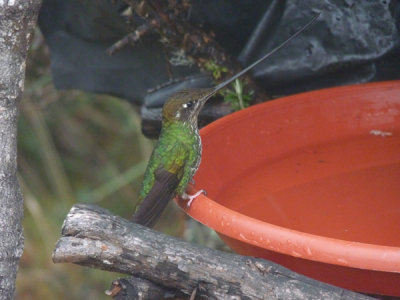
[138,121,201,201]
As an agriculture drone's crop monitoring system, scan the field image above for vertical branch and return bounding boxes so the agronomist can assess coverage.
[0,0,41,299]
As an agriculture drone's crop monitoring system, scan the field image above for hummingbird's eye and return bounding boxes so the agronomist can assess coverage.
[183,101,194,108]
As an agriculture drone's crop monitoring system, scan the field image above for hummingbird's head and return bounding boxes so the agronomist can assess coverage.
[162,88,214,126]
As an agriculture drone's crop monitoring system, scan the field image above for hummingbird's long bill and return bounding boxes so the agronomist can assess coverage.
[212,13,320,95]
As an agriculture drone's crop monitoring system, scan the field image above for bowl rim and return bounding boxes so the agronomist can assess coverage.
[177,80,400,273]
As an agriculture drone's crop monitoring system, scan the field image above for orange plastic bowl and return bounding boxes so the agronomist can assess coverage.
[177,81,400,296]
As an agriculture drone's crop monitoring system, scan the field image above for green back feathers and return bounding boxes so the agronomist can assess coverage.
[138,120,200,200]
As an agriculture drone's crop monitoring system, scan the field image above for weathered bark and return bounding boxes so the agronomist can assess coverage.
[53,204,373,300]
[106,277,169,300]
[0,1,41,299]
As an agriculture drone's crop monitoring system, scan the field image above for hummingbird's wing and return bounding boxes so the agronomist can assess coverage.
[132,127,192,227]
[131,167,180,227]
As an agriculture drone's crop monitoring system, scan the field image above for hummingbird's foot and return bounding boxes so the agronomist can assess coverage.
[183,189,206,207]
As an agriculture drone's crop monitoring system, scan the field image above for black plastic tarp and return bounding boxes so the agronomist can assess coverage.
[38,0,400,134]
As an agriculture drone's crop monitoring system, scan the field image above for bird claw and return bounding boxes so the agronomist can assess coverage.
[183,189,206,207]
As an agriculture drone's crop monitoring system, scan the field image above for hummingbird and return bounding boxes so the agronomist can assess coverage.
[132,14,319,227]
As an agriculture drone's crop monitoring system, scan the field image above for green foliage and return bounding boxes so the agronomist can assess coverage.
[204,61,254,111]
[18,84,151,300]
[222,79,254,111]
[204,60,228,80]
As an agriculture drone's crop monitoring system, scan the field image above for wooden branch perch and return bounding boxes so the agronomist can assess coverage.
[53,204,373,299]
